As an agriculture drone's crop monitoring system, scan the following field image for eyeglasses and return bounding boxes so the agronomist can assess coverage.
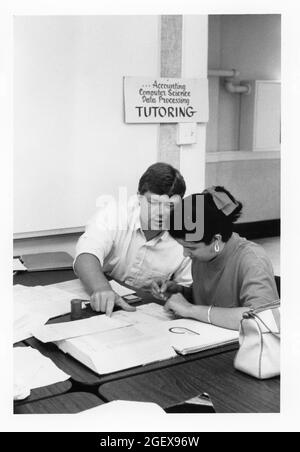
[140,194,181,207]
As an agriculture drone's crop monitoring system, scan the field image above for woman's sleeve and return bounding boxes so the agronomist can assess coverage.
[239,252,279,309]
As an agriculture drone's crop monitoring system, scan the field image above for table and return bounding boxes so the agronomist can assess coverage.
[24,336,238,387]
[98,351,280,413]
[14,269,280,413]
[14,381,72,406]
[14,268,77,287]
[14,392,105,414]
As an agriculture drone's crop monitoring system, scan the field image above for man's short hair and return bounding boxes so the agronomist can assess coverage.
[138,162,186,198]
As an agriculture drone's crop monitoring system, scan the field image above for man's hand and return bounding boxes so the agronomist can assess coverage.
[90,288,136,316]
[151,279,182,301]
[164,293,194,318]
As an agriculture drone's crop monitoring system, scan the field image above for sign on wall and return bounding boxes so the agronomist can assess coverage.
[124,77,209,123]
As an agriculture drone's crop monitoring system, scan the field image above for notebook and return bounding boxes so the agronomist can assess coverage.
[55,304,239,375]
[14,252,74,272]
[163,319,239,355]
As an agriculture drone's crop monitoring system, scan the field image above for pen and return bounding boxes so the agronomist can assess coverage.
[158,280,169,300]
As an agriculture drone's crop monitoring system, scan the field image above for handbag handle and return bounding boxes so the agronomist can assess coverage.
[249,312,280,338]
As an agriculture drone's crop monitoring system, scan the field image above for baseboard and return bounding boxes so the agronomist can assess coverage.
[234,219,280,240]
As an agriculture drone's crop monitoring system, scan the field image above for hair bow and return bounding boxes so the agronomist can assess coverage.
[205,186,238,216]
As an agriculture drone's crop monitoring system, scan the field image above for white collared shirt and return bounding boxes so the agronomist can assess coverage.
[74,196,192,290]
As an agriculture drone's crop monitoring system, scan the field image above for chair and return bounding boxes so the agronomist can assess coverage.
[274,275,280,298]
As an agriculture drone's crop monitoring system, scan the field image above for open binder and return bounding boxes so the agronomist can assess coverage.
[14,252,73,272]
[54,304,239,375]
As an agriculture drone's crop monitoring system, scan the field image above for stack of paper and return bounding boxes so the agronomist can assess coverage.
[56,325,177,375]
[111,302,175,326]
[52,278,135,298]
[13,284,79,342]
[13,301,50,343]
[14,347,70,400]
[14,284,75,319]
[78,400,165,416]
[32,315,131,343]
[13,279,137,343]
[48,278,90,299]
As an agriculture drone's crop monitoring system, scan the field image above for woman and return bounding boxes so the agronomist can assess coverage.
[151,186,279,330]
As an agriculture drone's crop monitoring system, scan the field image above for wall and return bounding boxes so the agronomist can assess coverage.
[206,14,281,222]
[180,15,208,195]
[206,159,280,222]
[220,15,281,80]
[207,14,281,152]
[14,15,209,255]
[14,15,159,235]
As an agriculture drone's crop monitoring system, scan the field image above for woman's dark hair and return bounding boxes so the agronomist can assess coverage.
[169,186,243,244]
[138,162,186,198]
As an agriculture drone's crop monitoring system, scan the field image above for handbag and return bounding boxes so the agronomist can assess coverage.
[234,300,280,379]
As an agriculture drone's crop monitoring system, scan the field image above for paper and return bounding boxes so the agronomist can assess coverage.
[163,319,239,355]
[112,302,175,326]
[13,280,135,343]
[14,378,31,401]
[13,258,27,271]
[13,284,83,342]
[52,278,135,298]
[32,315,131,343]
[109,280,135,296]
[14,347,69,399]
[56,325,177,374]
[49,279,90,299]
[14,301,49,343]
[14,284,75,319]
[55,303,177,374]
[78,400,165,416]
[113,304,239,355]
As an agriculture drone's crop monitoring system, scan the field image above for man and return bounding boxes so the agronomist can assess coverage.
[74,162,192,316]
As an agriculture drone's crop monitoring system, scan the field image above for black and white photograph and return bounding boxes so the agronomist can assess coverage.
[1,0,300,435]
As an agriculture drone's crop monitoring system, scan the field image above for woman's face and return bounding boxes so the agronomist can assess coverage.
[177,238,216,262]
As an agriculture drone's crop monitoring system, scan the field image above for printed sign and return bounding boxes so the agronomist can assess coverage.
[124,77,209,123]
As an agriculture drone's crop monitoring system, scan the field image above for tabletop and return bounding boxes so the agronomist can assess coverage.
[98,351,280,413]
[14,392,105,414]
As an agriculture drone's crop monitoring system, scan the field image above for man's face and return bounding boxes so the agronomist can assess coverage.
[139,191,181,231]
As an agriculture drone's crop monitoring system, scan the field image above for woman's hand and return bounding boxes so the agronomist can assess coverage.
[164,293,194,318]
[151,279,182,301]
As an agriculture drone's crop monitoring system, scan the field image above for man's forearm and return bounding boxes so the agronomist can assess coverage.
[74,253,111,295]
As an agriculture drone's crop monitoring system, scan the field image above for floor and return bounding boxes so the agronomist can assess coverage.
[253,236,280,276]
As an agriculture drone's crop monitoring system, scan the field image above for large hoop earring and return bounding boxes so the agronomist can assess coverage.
[214,241,220,253]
